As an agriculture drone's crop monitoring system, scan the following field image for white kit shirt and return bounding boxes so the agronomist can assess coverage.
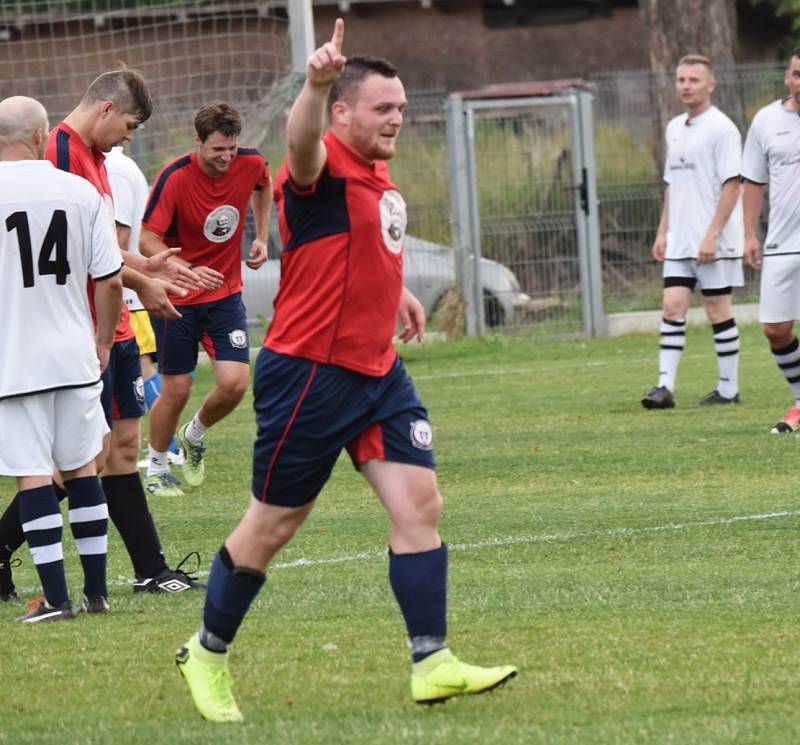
[741,99,800,256]
[106,146,150,311]
[663,105,744,260]
[0,160,121,400]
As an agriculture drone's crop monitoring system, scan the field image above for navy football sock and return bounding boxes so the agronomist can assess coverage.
[102,473,168,579]
[65,476,108,598]
[19,486,69,607]
[389,544,448,662]
[0,493,23,560]
[202,545,265,647]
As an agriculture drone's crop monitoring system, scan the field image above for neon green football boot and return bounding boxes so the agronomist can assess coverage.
[175,633,243,722]
[411,648,518,705]
[176,423,206,487]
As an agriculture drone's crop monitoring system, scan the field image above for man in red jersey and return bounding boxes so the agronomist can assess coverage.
[174,20,517,723]
[0,69,207,607]
[140,101,271,498]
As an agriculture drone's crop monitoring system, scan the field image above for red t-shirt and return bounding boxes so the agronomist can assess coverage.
[46,122,133,343]
[142,148,270,305]
[267,130,406,377]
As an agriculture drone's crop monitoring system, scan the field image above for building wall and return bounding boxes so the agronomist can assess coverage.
[311,1,785,91]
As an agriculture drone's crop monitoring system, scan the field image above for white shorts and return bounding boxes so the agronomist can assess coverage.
[663,258,744,291]
[0,383,108,477]
[758,254,800,323]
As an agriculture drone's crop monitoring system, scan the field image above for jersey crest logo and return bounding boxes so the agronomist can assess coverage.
[409,419,433,450]
[228,329,248,349]
[203,205,240,243]
[380,189,406,255]
[133,375,144,404]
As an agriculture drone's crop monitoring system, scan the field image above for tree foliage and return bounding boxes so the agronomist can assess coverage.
[757,0,800,31]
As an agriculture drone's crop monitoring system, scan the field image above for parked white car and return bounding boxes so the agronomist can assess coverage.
[241,234,532,328]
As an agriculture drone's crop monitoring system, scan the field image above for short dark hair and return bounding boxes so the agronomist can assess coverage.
[82,67,152,123]
[789,47,800,65]
[677,54,715,77]
[194,100,241,142]
[327,55,398,117]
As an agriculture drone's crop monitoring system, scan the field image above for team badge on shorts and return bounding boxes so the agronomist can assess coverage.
[380,189,407,255]
[228,329,248,349]
[133,375,145,403]
[203,205,240,243]
[409,419,433,450]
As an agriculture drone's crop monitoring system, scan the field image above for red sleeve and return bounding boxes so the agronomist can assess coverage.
[142,163,179,237]
[257,160,270,189]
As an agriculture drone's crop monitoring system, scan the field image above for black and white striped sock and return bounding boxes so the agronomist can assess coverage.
[65,476,108,599]
[771,337,800,406]
[19,485,69,607]
[658,318,686,392]
[712,318,739,399]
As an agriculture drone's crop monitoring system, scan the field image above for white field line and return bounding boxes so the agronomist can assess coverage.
[16,509,800,595]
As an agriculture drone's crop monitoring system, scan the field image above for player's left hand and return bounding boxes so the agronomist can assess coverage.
[144,247,204,292]
[245,239,268,270]
[696,233,717,265]
[397,286,425,343]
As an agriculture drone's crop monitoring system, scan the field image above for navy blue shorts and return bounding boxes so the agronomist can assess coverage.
[251,348,435,507]
[151,293,250,375]
[101,338,145,427]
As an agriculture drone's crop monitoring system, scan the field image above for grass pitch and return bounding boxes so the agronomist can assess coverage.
[3,325,800,744]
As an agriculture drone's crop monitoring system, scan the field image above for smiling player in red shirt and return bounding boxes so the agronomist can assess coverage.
[141,101,271,497]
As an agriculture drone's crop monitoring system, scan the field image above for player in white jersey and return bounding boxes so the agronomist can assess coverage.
[641,54,744,410]
[742,48,800,433]
[105,146,181,461]
[0,96,122,622]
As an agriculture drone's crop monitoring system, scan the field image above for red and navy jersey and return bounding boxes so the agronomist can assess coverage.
[46,122,134,343]
[143,149,270,305]
[267,130,406,377]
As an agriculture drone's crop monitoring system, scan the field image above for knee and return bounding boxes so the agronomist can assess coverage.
[763,324,793,348]
[218,375,249,403]
[161,381,192,410]
[662,299,686,321]
[415,486,444,528]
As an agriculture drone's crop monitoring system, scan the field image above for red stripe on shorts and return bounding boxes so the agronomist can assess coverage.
[259,363,318,503]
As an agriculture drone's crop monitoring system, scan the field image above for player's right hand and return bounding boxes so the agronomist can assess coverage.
[306,18,347,88]
[138,277,182,320]
[651,234,667,263]
[743,236,762,271]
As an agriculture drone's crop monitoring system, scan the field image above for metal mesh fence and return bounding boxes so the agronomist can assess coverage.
[590,62,786,313]
[0,0,294,179]
[400,61,788,329]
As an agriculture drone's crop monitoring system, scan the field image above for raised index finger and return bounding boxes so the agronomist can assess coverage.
[331,17,344,53]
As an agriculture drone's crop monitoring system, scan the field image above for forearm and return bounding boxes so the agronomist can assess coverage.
[252,188,271,242]
[742,181,765,239]
[705,179,741,238]
[656,188,669,239]
[120,265,153,293]
[93,277,123,348]
[139,228,168,259]
[286,83,329,185]
[121,251,149,273]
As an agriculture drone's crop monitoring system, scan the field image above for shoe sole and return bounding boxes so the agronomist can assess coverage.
[641,399,675,410]
[415,669,518,705]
